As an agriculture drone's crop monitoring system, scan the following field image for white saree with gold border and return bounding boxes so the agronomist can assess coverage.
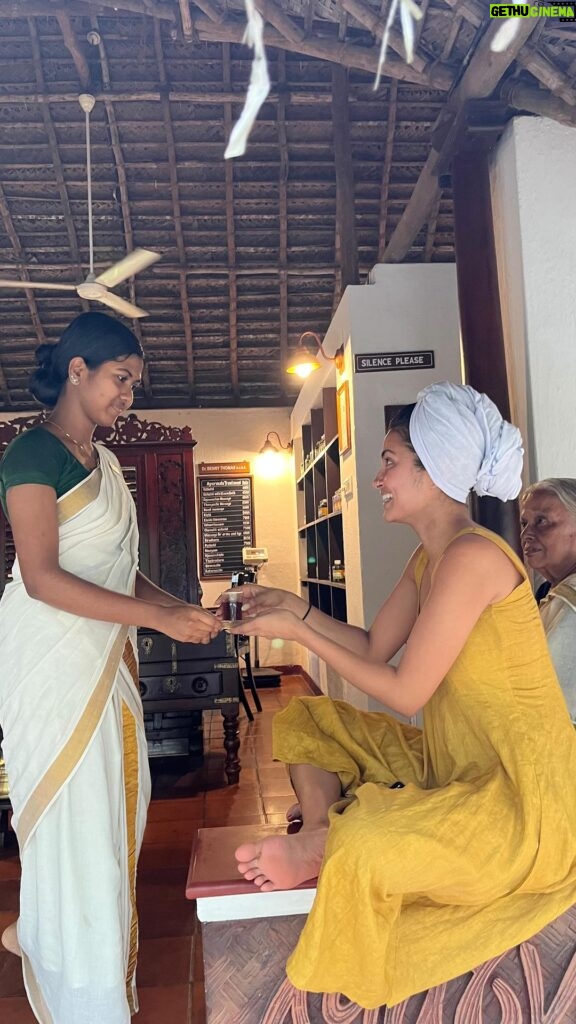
[0,445,151,1023]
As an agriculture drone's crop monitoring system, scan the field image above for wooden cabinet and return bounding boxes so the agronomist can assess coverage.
[297,388,347,622]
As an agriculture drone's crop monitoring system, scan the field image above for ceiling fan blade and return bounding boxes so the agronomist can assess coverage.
[95,290,149,319]
[0,279,77,291]
[95,249,161,289]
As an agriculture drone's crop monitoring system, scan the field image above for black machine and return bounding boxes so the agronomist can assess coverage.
[138,628,242,783]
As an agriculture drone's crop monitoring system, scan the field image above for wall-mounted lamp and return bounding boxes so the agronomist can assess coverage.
[257,431,293,478]
[286,331,345,380]
[259,430,293,456]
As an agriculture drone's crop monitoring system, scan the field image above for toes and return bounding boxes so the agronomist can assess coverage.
[252,873,272,889]
[235,842,260,862]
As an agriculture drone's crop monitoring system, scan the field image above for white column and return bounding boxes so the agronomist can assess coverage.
[490,116,576,482]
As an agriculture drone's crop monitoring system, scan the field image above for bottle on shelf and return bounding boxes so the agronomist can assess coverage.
[317,498,329,518]
[332,559,345,582]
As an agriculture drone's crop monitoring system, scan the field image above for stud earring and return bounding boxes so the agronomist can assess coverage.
[69,375,79,385]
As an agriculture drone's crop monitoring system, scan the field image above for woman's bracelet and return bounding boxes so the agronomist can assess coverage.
[301,601,312,622]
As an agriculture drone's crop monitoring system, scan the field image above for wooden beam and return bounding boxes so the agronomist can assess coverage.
[0,182,46,357]
[332,65,359,290]
[277,50,289,393]
[0,0,177,18]
[254,0,304,43]
[192,0,225,22]
[178,0,194,41]
[192,16,451,89]
[223,44,239,401]
[383,17,540,263]
[55,10,91,88]
[451,145,520,550]
[502,79,576,127]
[153,21,195,398]
[423,192,441,262]
[441,0,576,106]
[27,18,88,311]
[339,0,452,83]
[93,16,152,398]
[377,80,398,261]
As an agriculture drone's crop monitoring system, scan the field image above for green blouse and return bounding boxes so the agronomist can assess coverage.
[0,427,90,519]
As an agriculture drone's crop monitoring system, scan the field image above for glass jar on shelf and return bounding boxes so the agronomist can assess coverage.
[332,488,342,513]
[317,498,329,518]
[331,560,345,582]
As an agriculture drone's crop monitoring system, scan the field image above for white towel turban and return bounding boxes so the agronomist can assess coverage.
[408,381,524,503]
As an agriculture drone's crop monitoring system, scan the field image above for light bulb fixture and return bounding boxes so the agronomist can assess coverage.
[286,331,345,379]
[257,431,293,479]
[259,430,293,455]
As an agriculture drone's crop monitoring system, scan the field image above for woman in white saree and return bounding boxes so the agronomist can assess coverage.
[0,312,221,1023]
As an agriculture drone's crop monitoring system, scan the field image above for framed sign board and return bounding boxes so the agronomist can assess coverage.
[199,475,255,579]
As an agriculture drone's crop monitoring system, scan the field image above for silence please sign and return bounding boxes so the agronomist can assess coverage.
[355,351,435,372]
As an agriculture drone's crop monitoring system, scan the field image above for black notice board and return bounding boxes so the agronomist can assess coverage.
[199,475,254,579]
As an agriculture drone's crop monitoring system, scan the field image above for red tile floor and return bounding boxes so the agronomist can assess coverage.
[0,673,311,1023]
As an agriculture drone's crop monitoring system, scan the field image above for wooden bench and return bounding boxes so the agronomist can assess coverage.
[186,825,576,1023]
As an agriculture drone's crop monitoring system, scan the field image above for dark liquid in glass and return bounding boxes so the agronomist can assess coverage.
[221,598,242,622]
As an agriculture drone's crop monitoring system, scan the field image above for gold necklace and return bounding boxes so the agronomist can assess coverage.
[47,419,97,463]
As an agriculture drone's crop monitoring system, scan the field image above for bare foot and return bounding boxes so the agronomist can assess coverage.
[235,829,327,892]
[1,921,21,957]
[286,802,301,822]
[285,801,303,833]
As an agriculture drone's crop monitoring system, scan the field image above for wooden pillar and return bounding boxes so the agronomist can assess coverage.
[451,145,520,552]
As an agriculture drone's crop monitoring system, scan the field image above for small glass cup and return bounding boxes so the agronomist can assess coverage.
[220,589,244,626]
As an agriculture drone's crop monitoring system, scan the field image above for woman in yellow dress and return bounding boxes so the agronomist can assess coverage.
[226,381,576,1009]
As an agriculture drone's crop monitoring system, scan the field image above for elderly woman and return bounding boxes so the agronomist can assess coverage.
[521,478,576,722]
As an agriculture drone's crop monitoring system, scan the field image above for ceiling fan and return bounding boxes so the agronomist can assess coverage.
[0,94,161,318]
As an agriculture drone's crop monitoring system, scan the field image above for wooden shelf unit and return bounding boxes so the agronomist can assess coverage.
[296,387,347,623]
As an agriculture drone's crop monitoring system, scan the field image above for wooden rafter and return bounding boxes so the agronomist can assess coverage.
[191,15,452,89]
[423,192,441,262]
[223,43,239,401]
[153,20,195,399]
[501,79,576,128]
[339,0,448,82]
[92,17,152,398]
[332,65,359,291]
[383,17,542,264]
[440,0,576,106]
[55,10,90,88]
[254,0,305,43]
[178,0,194,41]
[377,79,398,261]
[0,181,45,356]
[277,50,289,393]
[0,1,451,89]
[27,17,87,310]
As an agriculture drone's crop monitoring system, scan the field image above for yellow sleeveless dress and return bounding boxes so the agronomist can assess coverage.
[272,527,576,1008]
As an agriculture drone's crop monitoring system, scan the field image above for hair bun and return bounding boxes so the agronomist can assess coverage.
[34,343,56,369]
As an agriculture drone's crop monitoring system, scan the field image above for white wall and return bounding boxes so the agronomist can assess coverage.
[290,265,463,707]
[0,405,300,667]
[490,116,576,483]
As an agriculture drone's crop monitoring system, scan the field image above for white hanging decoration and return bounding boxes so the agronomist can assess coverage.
[490,18,523,53]
[224,0,271,159]
[374,0,423,90]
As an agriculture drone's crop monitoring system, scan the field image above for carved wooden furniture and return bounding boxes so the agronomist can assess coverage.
[187,824,576,1024]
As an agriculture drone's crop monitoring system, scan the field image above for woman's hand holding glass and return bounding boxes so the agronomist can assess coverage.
[155,603,222,644]
[215,583,307,624]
